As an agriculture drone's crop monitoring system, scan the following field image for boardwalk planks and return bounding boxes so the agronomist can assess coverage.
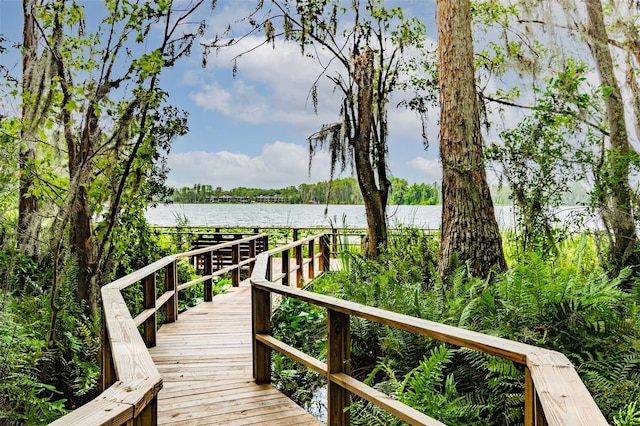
[149,282,321,425]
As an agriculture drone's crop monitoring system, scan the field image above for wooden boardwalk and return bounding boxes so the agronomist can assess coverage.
[149,280,322,425]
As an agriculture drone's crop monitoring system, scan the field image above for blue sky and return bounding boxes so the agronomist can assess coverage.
[0,0,443,190]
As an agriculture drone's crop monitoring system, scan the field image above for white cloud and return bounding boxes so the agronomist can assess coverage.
[406,157,441,183]
[191,36,342,131]
[189,34,440,167]
[167,141,347,189]
[191,80,268,124]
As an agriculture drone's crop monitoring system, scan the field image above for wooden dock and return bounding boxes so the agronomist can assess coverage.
[149,281,322,425]
[51,232,606,426]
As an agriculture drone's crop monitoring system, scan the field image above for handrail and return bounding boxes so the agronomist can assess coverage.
[250,235,607,425]
[152,226,437,256]
[50,233,269,426]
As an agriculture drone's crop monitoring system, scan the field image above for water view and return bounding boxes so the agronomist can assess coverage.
[145,203,598,230]
[146,203,574,229]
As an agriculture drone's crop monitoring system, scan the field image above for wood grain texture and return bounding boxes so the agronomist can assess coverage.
[332,373,446,426]
[252,243,607,426]
[150,281,321,425]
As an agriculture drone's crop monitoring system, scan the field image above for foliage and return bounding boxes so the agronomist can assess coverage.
[486,59,593,257]
[0,254,101,424]
[387,179,440,206]
[352,345,485,425]
[0,308,67,424]
[285,230,640,424]
[270,297,327,409]
[170,177,441,206]
[614,402,640,426]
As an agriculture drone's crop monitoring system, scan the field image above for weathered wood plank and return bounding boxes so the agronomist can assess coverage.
[327,310,350,426]
[150,283,321,425]
[256,333,327,375]
[332,372,446,426]
[527,351,607,425]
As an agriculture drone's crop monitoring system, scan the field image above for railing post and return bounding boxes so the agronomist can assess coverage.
[142,274,157,347]
[525,366,534,426]
[308,239,315,280]
[293,227,299,242]
[165,260,178,323]
[100,312,115,391]
[295,244,303,287]
[266,254,273,283]
[135,395,157,426]
[232,243,240,286]
[328,309,350,426]
[332,232,338,259]
[524,366,547,426]
[282,249,290,286]
[204,251,213,302]
[249,238,256,274]
[252,285,271,383]
[320,234,331,272]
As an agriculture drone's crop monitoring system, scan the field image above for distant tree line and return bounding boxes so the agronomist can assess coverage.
[170,177,441,205]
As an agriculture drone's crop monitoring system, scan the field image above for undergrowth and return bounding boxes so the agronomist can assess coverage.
[274,230,640,425]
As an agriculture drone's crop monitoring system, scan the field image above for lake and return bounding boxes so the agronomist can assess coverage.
[145,203,524,229]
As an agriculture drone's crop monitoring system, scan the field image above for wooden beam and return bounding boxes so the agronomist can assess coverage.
[327,309,350,426]
[142,274,156,348]
[164,260,177,323]
[204,251,213,301]
[256,334,327,375]
[252,286,271,384]
[331,373,446,426]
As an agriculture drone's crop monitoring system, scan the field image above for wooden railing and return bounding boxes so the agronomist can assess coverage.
[250,234,607,426]
[50,234,268,426]
[152,225,401,255]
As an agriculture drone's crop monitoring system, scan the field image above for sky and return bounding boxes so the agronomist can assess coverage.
[0,0,442,190]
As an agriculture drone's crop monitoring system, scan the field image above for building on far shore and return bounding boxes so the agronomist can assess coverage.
[207,195,289,203]
[255,195,288,203]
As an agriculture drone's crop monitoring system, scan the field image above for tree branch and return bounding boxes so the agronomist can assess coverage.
[483,94,610,136]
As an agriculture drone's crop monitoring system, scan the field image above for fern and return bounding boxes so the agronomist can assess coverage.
[614,401,640,426]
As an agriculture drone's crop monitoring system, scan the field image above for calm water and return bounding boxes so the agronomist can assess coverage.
[145,203,524,229]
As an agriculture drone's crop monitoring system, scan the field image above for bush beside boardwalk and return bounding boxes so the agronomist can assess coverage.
[271,229,640,425]
[1,225,638,424]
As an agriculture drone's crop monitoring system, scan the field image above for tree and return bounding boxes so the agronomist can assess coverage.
[437,0,506,279]
[206,0,426,258]
[486,61,592,257]
[15,0,206,315]
[472,0,640,276]
[18,0,48,258]
[583,0,639,273]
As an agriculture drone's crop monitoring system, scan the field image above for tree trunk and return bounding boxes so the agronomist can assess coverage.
[18,0,41,258]
[585,0,639,273]
[437,0,506,280]
[67,104,98,315]
[353,47,387,258]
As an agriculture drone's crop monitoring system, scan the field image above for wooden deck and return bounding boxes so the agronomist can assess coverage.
[51,231,607,426]
[149,280,322,425]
